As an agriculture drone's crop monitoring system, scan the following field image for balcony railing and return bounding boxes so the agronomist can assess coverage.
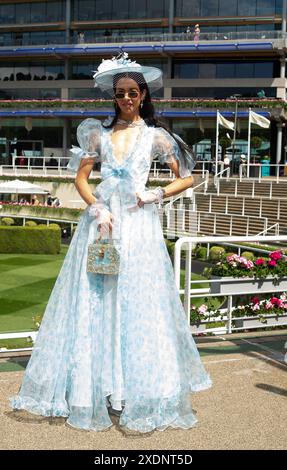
[0,30,285,48]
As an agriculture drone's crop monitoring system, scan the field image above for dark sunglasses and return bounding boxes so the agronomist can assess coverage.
[114,91,139,99]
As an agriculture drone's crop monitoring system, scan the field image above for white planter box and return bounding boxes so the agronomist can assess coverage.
[233,313,287,329]
[190,323,206,333]
[211,275,287,295]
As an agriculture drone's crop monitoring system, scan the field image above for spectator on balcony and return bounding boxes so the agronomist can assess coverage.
[193,24,200,42]
[240,154,247,177]
[52,196,61,207]
[77,31,85,44]
[31,194,40,206]
[223,154,230,175]
[185,26,192,39]
[46,193,53,206]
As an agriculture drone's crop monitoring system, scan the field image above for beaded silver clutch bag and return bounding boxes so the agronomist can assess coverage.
[87,239,120,275]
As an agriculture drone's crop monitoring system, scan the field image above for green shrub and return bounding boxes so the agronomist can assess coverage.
[48,223,61,230]
[209,246,225,262]
[196,246,208,260]
[165,239,175,260]
[241,251,255,261]
[0,226,61,254]
[1,217,15,226]
[37,223,48,228]
[25,220,37,227]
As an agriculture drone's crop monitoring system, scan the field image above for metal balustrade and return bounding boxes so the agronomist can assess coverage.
[0,30,284,48]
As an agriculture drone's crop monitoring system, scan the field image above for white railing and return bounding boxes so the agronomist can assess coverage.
[214,166,231,193]
[162,207,268,237]
[0,331,37,353]
[216,176,287,199]
[0,29,284,48]
[193,192,287,219]
[0,213,78,231]
[257,222,280,236]
[194,160,224,177]
[239,163,287,183]
[164,170,209,216]
[174,235,287,334]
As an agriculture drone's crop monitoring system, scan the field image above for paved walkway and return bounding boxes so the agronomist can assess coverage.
[1,330,286,450]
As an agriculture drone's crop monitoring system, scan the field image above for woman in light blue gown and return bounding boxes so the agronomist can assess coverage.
[10,54,211,433]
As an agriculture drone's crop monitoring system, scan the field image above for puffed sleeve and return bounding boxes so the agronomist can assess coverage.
[151,127,196,177]
[67,118,102,173]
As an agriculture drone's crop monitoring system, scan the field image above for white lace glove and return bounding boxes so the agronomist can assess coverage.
[136,187,165,208]
[88,201,113,235]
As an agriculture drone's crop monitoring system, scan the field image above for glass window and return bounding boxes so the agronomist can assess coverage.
[0,88,60,99]
[69,88,106,99]
[0,4,15,24]
[173,61,198,78]
[112,0,129,19]
[235,63,253,78]
[172,87,276,98]
[175,0,200,16]
[217,63,235,78]
[275,0,283,14]
[129,0,147,18]
[71,62,95,79]
[254,62,274,77]
[238,0,256,15]
[200,0,219,16]
[95,0,112,19]
[46,1,65,22]
[199,63,216,78]
[30,3,46,22]
[16,3,30,24]
[147,0,168,17]
[0,63,13,81]
[256,0,276,15]
[75,0,95,20]
[218,0,238,16]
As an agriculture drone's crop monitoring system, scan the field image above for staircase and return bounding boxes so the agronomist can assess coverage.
[209,178,287,198]
[161,177,287,236]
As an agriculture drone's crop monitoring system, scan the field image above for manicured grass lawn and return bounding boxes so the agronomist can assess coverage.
[0,246,218,335]
[0,245,69,333]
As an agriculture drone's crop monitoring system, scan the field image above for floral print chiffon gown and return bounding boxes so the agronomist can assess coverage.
[10,117,212,433]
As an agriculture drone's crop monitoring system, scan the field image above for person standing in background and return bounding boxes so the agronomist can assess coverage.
[193,24,200,42]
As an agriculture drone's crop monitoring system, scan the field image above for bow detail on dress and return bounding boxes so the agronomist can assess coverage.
[95,161,138,210]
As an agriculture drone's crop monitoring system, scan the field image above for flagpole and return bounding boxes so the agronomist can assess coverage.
[247,107,251,178]
[215,110,219,177]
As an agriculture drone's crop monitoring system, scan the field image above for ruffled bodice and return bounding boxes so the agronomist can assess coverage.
[67,117,195,210]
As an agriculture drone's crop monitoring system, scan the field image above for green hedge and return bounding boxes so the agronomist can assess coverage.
[0,226,61,254]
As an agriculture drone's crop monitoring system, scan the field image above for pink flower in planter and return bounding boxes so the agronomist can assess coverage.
[198,304,208,315]
[227,254,240,264]
[270,297,283,307]
[268,260,277,267]
[255,258,265,266]
[251,296,260,304]
[244,260,254,269]
[251,303,260,311]
[265,301,274,309]
[269,250,283,261]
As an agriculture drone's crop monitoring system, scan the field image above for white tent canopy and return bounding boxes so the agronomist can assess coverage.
[0,179,49,194]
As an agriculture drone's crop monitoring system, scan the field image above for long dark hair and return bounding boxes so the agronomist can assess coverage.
[102,71,194,159]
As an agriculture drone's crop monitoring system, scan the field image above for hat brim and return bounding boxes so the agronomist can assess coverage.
[94,65,163,93]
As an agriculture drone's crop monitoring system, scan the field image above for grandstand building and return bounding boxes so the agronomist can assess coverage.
[0,0,286,172]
